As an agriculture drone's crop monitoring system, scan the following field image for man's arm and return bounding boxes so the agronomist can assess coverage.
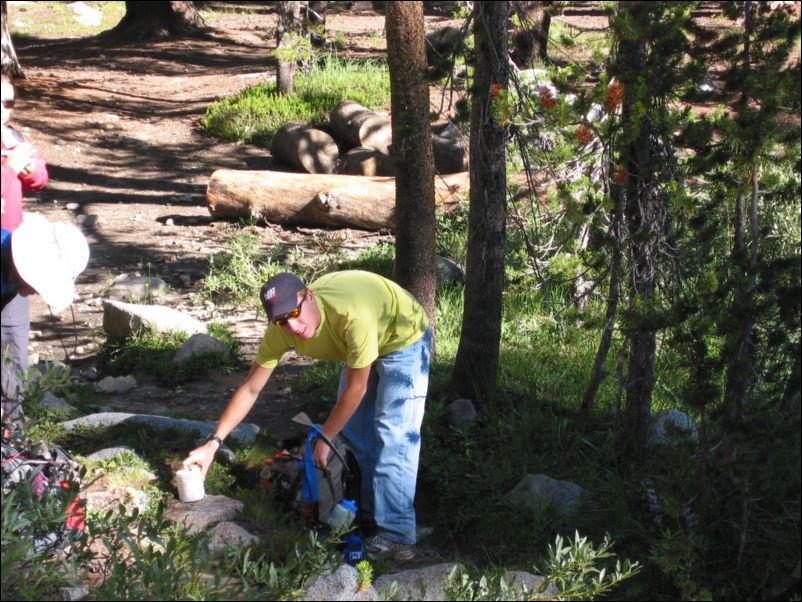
[312,364,371,468]
[184,362,273,477]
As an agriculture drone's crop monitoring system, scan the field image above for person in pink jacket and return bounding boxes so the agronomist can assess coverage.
[2,71,50,421]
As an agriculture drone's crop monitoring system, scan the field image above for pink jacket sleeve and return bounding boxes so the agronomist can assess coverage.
[19,149,49,193]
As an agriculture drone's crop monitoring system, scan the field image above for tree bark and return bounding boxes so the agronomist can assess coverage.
[1,1,23,78]
[780,344,800,412]
[724,172,759,420]
[617,2,660,454]
[451,1,508,399]
[306,1,328,46]
[104,1,206,40]
[276,1,302,95]
[387,1,437,335]
[330,100,392,153]
[724,3,759,422]
[270,123,339,174]
[581,187,625,416]
[206,169,469,230]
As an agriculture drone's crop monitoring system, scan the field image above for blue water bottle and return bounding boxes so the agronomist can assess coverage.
[326,499,357,530]
[344,534,366,565]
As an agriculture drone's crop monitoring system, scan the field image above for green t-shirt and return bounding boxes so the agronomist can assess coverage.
[254,271,429,370]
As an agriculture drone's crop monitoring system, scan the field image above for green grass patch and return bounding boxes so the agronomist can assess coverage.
[8,1,126,39]
[97,324,242,387]
[201,56,390,147]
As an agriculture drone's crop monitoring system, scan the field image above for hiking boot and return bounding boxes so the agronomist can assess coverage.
[365,534,416,561]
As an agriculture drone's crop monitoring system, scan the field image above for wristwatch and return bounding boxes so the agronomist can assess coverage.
[207,433,224,448]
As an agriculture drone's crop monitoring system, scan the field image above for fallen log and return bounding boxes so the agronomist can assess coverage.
[270,122,339,174]
[337,146,396,176]
[330,100,392,153]
[206,169,469,231]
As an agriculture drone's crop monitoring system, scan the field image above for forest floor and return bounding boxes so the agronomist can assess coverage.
[9,1,617,438]
[11,2,420,439]
[8,0,731,466]
[5,0,763,572]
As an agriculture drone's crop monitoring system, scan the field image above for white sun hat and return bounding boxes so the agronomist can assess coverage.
[11,213,90,313]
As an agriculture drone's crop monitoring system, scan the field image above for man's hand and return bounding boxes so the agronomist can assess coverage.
[183,440,219,479]
[312,438,330,469]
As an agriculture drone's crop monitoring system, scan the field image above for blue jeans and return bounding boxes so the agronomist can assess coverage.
[339,328,432,545]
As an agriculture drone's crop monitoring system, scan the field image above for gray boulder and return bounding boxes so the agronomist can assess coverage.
[59,586,89,601]
[435,256,465,285]
[502,570,558,597]
[85,446,139,462]
[102,299,206,338]
[374,563,463,601]
[208,522,261,552]
[165,494,244,535]
[448,398,477,429]
[40,392,76,414]
[506,474,586,516]
[59,412,260,445]
[106,275,168,302]
[647,409,698,447]
[173,333,230,365]
[83,487,150,515]
[425,26,464,67]
[302,564,378,601]
[94,375,137,394]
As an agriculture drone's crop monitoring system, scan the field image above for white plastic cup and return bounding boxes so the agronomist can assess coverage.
[176,465,205,502]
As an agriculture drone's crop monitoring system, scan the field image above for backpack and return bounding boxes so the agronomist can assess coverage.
[1,430,86,554]
[262,415,359,527]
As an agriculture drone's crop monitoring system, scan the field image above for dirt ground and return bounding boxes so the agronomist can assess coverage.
[9,4,427,439]
[8,0,736,426]
[7,1,744,442]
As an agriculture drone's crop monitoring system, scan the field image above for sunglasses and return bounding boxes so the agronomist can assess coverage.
[272,297,306,326]
[1,99,15,109]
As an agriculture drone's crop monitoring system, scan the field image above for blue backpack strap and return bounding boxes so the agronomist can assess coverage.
[301,425,322,503]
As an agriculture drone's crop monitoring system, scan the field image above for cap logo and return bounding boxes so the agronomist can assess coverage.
[265,287,276,302]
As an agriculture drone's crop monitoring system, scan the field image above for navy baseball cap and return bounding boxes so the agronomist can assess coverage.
[260,273,305,320]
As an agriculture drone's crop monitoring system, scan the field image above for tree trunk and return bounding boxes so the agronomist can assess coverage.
[781,345,801,412]
[104,1,206,40]
[1,1,23,78]
[724,3,759,422]
[724,172,759,420]
[276,1,301,95]
[270,123,339,174]
[581,187,625,416]
[206,169,469,230]
[451,1,508,399]
[617,2,660,454]
[387,1,437,335]
[511,1,552,68]
[306,1,328,46]
[330,101,392,153]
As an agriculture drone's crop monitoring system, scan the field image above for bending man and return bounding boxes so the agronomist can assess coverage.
[184,270,431,561]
